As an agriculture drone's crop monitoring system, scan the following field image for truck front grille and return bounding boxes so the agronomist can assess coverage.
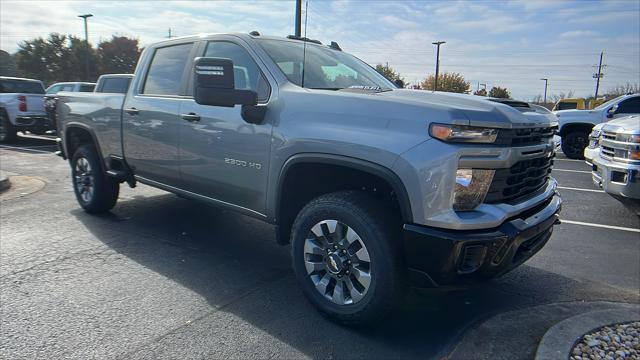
[495,126,557,147]
[601,145,615,158]
[484,155,554,204]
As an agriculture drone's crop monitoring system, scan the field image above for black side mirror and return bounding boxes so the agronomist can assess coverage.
[194,57,257,107]
[394,79,404,88]
[607,104,618,118]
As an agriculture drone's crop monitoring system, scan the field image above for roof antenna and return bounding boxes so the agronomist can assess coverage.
[301,0,309,88]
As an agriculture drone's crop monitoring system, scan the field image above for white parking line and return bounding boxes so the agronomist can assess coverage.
[560,219,640,233]
[553,169,591,174]
[557,186,604,193]
[0,145,54,154]
[555,158,585,163]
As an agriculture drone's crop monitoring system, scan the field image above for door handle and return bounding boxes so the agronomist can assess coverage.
[124,107,139,115]
[181,113,201,122]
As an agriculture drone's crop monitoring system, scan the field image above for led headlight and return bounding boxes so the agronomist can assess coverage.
[454,169,495,211]
[430,124,499,143]
[588,130,601,149]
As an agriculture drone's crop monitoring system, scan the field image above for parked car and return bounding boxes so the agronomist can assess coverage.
[56,33,562,324]
[554,93,640,159]
[94,74,134,94]
[0,76,51,142]
[590,115,640,214]
[45,82,96,131]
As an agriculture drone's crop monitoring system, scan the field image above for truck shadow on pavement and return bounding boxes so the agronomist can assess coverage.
[71,192,635,359]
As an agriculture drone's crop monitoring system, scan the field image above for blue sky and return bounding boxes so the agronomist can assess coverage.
[1,0,638,100]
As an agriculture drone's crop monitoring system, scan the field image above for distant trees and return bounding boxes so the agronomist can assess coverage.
[12,33,141,85]
[488,86,510,99]
[421,72,470,93]
[0,50,19,77]
[607,83,639,97]
[375,64,404,87]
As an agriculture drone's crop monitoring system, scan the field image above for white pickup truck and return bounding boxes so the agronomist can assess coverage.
[554,93,640,159]
[0,76,50,143]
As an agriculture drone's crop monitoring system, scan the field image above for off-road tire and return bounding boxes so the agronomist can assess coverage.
[561,131,589,159]
[290,191,404,325]
[71,145,119,213]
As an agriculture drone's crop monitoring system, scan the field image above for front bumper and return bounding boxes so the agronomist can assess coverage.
[403,193,562,287]
[591,156,640,199]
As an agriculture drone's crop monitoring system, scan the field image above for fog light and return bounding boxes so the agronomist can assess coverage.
[453,169,495,211]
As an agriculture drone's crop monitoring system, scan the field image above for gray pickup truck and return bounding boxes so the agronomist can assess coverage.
[56,33,562,324]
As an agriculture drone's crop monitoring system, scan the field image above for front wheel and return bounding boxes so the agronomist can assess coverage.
[71,145,119,213]
[561,131,589,159]
[290,191,403,325]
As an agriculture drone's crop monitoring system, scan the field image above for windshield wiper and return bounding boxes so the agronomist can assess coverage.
[309,87,343,91]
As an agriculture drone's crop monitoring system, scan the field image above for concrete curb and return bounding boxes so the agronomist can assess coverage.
[0,170,10,193]
[535,306,640,360]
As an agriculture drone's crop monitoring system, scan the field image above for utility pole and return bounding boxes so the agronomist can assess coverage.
[593,51,605,100]
[167,28,172,38]
[540,78,548,103]
[432,41,446,91]
[295,0,302,37]
[78,14,93,81]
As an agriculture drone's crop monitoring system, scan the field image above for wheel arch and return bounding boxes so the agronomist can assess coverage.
[274,153,413,245]
[559,122,595,137]
[64,123,105,166]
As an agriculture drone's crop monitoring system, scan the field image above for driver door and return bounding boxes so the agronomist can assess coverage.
[178,39,273,215]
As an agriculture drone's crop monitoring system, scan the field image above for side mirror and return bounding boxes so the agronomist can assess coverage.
[194,57,257,107]
[394,79,404,88]
[607,104,618,118]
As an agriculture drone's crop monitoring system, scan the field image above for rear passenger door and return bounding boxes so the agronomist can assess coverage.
[122,42,197,186]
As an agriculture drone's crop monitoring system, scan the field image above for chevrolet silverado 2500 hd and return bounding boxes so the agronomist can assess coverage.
[56,33,562,324]
[0,76,49,142]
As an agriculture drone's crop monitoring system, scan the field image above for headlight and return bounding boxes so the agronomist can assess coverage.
[430,124,499,143]
[454,169,495,211]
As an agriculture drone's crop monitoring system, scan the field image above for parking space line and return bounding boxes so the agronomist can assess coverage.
[0,145,55,154]
[557,186,604,193]
[553,169,591,174]
[560,219,640,233]
[555,158,585,163]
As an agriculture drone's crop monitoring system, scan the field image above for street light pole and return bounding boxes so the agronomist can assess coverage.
[540,78,548,103]
[78,14,93,81]
[432,41,445,91]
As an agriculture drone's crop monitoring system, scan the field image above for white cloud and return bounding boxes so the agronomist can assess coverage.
[559,30,599,39]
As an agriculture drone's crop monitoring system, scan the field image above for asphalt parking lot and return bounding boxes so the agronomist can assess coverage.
[1,135,638,359]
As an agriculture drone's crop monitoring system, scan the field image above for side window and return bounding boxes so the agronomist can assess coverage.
[60,84,75,92]
[143,43,193,95]
[617,97,640,114]
[46,85,61,94]
[204,41,270,102]
[79,84,95,92]
[101,78,131,94]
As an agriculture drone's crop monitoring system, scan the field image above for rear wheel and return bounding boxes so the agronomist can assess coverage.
[291,191,403,325]
[561,131,589,159]
[71,145,119,213]
[0,110,17,143]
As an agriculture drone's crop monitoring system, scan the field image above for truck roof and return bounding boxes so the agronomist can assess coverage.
[149,32,336,50]
[0,76,43,83]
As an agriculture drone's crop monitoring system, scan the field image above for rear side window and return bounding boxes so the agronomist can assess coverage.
[0,79,45,94]
[60,84,75,92]
[79,84,95,92]
[46,85,61,94]
[143,43,193,95]
[100,78,131,94]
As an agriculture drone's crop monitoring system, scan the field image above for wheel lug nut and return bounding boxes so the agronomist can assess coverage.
[334,245,338,249]
[346,270,350,274]
[347,260,351,264]
[342,250,346,254]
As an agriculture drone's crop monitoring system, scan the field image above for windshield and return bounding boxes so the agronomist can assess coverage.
[0,79,44,94]
[594,96,623,110]
[258,39,394,90]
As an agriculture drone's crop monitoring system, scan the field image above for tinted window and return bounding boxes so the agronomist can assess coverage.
[0,79,45,94]
[557,102,577,110]
[100,78,131,93]
[617,97,640,114]
[143,43,193,95]
[79,84,95,92]
[60,84,75,92]
[204,41,270,101]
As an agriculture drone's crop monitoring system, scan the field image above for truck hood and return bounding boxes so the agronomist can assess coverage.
[602,115,640,134]
[370,89,557,128]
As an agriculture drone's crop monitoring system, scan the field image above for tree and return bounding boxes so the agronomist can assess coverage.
[97,36,141,74]
[0,50,19,76]
[15,33,98,84]
[488,86,510,99]
[375,64,404,86]
[420,72,470,93]
[606,83,640,97]
[473,88,487,96]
